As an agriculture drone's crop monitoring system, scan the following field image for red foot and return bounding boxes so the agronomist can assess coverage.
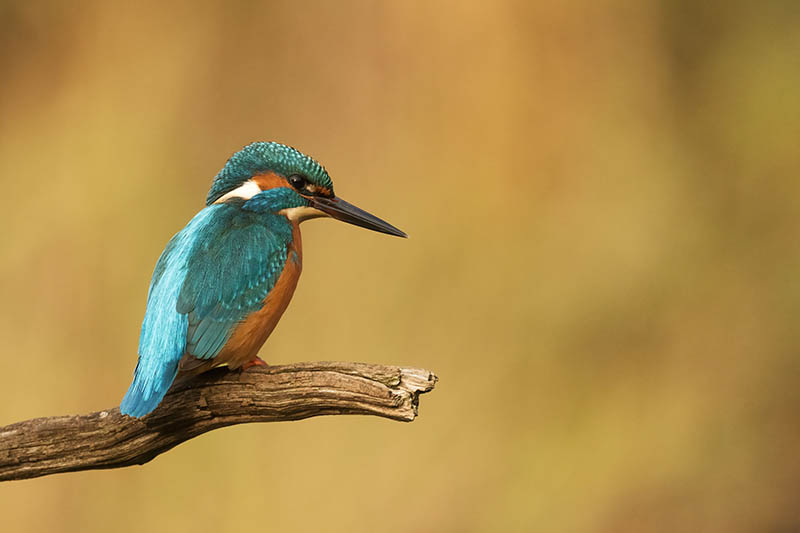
[241,357,269,371]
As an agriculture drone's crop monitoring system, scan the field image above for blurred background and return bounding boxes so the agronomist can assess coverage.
[1,1,799,531]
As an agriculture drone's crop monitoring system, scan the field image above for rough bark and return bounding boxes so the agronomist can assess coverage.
[0,362,437,482]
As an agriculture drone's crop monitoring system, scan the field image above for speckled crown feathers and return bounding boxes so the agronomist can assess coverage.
[206,142,332,205]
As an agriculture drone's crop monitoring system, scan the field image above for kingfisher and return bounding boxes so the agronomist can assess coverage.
[120,142,406,418]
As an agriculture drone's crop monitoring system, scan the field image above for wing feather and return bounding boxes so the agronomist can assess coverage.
[121,204,293,418]
[178,209,292,361]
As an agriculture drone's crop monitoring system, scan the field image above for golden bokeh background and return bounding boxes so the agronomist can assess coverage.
[1,1,799,531]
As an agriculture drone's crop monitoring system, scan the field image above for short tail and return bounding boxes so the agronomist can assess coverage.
[120,359,180,418]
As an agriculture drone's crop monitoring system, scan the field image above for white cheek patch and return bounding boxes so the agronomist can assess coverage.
[214,180,262,203]
[281,206,328,222]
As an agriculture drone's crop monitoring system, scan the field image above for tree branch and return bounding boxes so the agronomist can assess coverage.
[0,362,437,482]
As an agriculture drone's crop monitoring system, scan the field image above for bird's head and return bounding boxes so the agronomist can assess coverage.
[207,142,406,237]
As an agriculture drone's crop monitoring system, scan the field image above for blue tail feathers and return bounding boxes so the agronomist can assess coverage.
[120,359,180,417]
[120,208,212,417]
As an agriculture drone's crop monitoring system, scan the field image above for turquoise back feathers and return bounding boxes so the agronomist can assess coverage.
[206,142,332,205]
[121,188,309,417]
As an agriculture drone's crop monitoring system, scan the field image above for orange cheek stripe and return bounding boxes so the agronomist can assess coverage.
[253,172,288,190]
[255,173,332,198]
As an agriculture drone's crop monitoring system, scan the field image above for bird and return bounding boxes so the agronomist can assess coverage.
[120,142,406,418]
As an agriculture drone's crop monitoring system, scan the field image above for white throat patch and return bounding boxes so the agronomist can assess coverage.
[281,206,328,222]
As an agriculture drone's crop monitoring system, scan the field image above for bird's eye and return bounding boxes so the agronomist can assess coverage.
[289,174,308,191]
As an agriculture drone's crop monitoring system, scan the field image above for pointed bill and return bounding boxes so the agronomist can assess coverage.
[311,196,407,238]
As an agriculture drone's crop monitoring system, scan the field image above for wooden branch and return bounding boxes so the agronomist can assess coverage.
[0,362,437,482]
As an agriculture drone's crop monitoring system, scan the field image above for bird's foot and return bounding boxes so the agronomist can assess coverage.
[241,357,269,371]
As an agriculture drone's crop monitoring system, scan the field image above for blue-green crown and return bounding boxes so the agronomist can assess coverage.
[206,142,333,205]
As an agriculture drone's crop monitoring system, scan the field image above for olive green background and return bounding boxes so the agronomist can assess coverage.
[1,1,799,531]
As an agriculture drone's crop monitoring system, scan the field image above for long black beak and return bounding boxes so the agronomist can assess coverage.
[311,196,407,238]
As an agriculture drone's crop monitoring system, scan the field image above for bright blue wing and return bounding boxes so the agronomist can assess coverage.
[178,210,291,361]
[120,203,293,418]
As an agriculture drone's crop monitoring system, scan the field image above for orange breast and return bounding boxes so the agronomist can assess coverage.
[212,222,303,369]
